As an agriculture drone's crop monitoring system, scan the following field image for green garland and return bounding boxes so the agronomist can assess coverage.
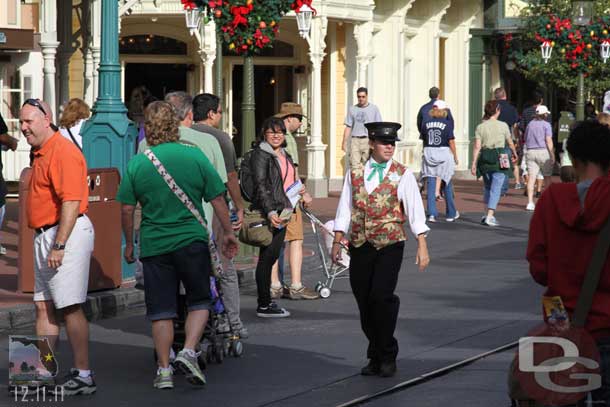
[182,0,295,56]
[505,0,610,94]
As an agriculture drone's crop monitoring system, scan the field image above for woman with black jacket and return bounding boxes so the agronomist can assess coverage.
[249,117,309,318]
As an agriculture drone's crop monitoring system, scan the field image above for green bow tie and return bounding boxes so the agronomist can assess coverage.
[367,162,387,183]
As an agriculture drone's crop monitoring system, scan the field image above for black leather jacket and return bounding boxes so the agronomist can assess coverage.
[249,143,293,218]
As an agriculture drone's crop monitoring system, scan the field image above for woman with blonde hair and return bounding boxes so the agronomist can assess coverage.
[117,101,238,389]
[59,98,90,149]
[420,100,459,222]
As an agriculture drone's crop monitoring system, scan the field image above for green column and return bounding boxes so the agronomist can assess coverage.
[576,72,585,121]
[241,55,256,155]
[81,0,137,175]
[215,32,225,129]
[468,33,486,168]
[81,0,137,280]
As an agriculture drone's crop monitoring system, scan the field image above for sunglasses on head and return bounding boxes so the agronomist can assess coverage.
[22,98,47,116]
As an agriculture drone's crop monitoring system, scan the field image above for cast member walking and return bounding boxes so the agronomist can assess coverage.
[332,122,430,378]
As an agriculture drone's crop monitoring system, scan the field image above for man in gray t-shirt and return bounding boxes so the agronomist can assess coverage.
[342,87,382,168]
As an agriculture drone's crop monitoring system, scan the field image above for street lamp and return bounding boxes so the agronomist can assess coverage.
[601,40,610,63]
[572,0,594,121]
[541,41,553,63]
[295,4,314,39]
[573,0,594,26]
[185,8,201,36]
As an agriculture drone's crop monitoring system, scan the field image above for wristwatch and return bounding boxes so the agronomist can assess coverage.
[52,242,66,251]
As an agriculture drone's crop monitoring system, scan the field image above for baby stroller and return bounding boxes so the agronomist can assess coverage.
[172,276,244,367]
[301,207,350,299]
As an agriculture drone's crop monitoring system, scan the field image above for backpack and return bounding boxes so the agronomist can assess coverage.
[239,148,256,203]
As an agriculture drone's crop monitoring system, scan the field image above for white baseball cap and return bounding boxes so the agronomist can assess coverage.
[536,105,550,115]
[433,100,448,110]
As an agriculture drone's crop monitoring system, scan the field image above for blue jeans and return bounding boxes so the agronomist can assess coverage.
[426,177,457,218]
[501,148,511,195]
[482,172,506,211]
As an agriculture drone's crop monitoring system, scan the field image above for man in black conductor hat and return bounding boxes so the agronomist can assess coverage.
[332,122,430,377]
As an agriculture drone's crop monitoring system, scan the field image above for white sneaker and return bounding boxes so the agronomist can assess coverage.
[427,216,436,223]
[446,211,460,222]
[526,202,536,211]
[483,216,500,227]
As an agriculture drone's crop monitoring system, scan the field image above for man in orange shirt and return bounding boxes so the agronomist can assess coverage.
[20,99,96,395]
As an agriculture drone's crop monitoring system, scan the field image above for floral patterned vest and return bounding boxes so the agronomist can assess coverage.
[350,160,407,249]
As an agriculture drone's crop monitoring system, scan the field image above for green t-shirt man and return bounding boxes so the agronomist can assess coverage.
[284,130,299,167]
[139,126,228,225]
[117,142,226,258]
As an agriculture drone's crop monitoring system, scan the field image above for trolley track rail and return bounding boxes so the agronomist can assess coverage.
[336,340,518,406]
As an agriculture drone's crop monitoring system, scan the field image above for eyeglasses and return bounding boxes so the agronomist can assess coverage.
[265,130,285,136]
[22,98,47,116]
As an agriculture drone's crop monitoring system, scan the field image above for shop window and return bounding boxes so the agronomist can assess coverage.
[119,35,187,55]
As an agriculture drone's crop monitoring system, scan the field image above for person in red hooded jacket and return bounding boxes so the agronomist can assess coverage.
[527,119,610,403]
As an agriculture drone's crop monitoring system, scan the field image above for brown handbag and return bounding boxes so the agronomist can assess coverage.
[238,208,273,247]
[508,216,610,406]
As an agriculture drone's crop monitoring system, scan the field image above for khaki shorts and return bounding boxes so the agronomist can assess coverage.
[349,137,370,169]
[526,149,553,178]
[34,216,95,309]
[285,206,304,241]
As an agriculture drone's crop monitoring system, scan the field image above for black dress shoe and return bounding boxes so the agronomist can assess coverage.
[360,360,381,376]
[379,361,397,377]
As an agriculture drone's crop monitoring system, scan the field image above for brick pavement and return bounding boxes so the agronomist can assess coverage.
[0,179,535,309]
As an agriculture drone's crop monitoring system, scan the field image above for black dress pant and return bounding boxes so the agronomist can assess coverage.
[255,227,287,307]
[349,240,405,363]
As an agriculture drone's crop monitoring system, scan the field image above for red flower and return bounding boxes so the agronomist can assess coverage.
[181,0,197,9]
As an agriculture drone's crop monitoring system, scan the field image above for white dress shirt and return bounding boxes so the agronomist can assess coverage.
[334,158,430,238]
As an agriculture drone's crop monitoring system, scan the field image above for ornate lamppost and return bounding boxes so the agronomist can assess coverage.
[572,0,594,121]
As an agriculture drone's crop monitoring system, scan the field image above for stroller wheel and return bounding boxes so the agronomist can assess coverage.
[215,346,224,364]
[319,286,331,299]
[232,340,244,357]
[197,352,207,370]
[206,344,215,364]
[315,282,322,292]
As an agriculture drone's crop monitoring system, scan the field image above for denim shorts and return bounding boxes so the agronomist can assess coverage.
[141,240,212,321]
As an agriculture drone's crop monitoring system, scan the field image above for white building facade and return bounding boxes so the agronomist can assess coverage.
[2,0,492,198]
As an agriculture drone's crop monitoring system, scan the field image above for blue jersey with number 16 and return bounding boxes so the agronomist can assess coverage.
[421,117,454,147]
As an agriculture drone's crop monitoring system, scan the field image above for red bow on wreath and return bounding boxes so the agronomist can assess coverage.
[231,4,253,28]
[254,29,271,48]
[291,0,317,15]
[181,0,197,9]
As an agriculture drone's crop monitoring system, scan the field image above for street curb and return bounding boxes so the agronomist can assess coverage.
[0,287,146,333]
[0,268,259,333]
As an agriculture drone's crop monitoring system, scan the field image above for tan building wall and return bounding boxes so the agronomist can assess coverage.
[335,24,347,177]
[69,1,85,100]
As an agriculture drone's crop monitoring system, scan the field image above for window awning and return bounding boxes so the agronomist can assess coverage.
[0,28,35,50]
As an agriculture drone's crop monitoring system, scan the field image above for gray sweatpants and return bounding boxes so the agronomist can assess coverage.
[212,214,243,331]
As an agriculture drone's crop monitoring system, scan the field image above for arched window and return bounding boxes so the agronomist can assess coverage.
[119,35,187,55]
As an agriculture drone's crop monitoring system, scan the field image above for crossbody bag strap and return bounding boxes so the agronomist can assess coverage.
[143,149,223,276]
[573,215,610,327]
[66,128,82,152]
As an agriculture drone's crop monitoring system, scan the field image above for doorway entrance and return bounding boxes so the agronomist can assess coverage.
[232,65,294,156]
[124,63,188,105]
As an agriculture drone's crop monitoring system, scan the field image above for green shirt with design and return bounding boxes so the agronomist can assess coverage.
[117,142,226,258]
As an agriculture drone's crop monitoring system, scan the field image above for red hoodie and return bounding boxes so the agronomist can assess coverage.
[527,175,610,339]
